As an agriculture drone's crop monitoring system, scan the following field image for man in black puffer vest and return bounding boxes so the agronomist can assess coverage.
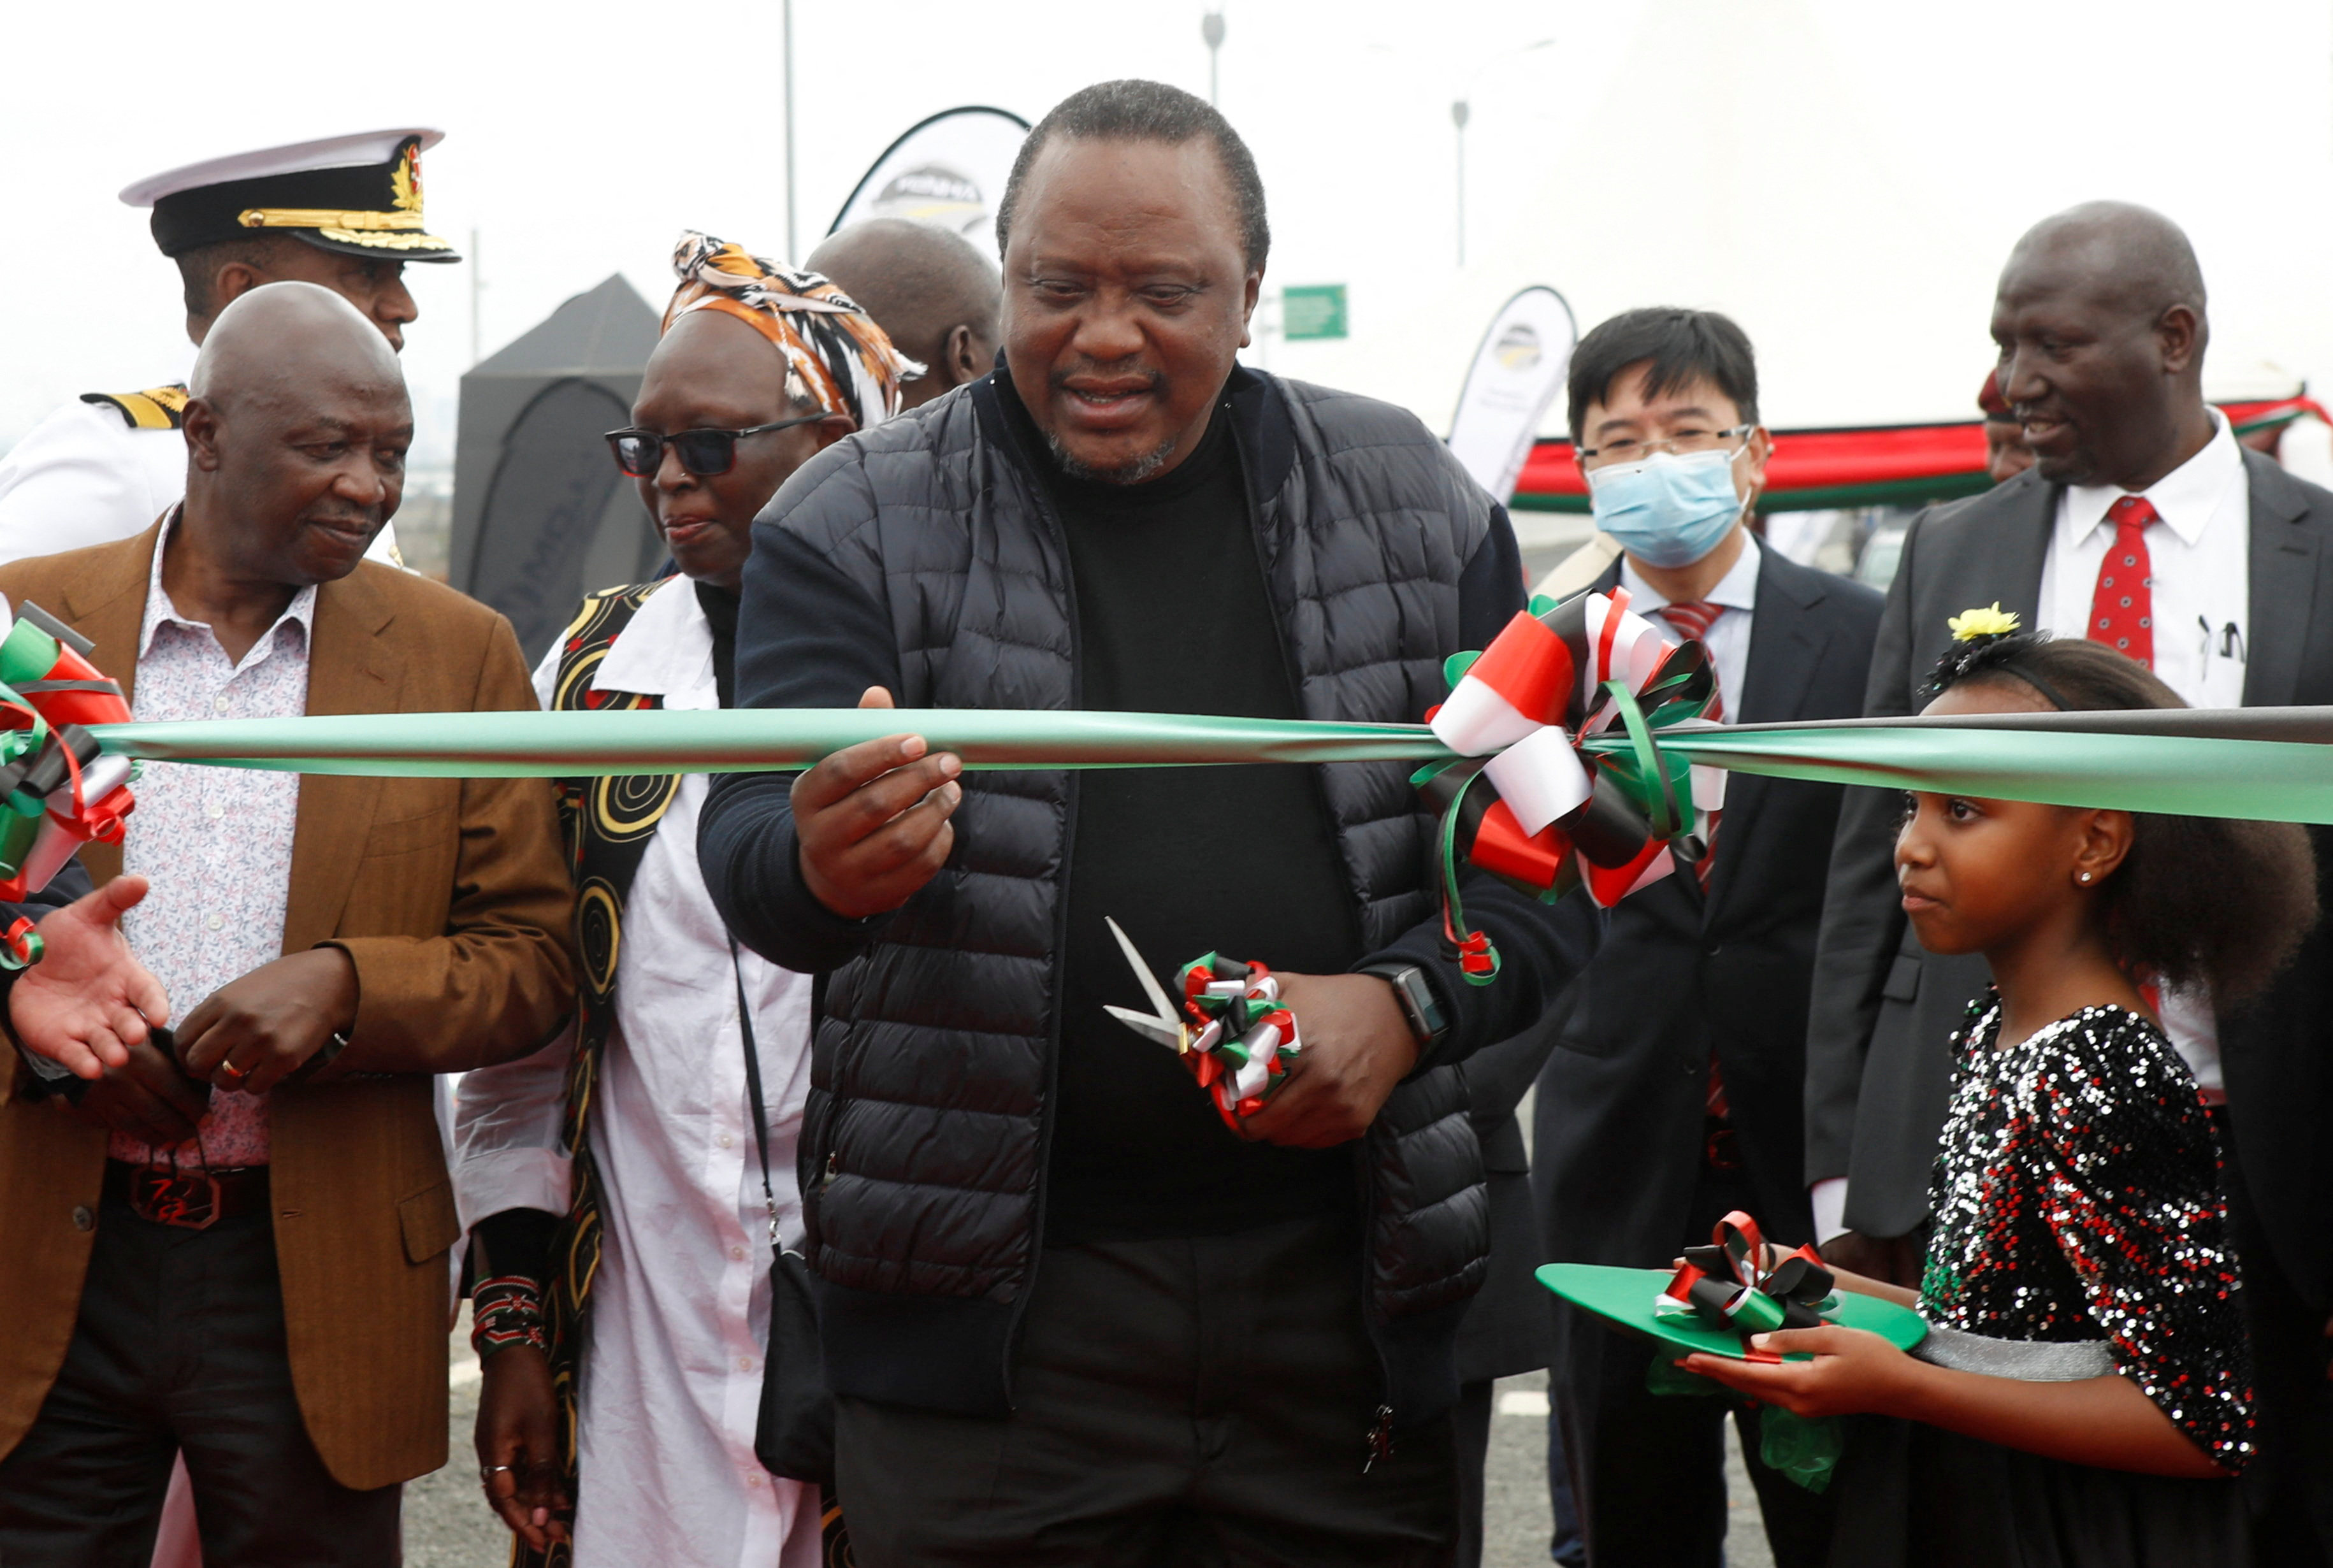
[702,79,1598,1565]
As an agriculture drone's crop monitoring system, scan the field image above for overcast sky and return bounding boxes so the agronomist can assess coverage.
[7,0,2331,464]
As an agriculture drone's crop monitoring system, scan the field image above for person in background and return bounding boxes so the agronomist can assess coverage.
[1450,1025,1576,1568]
[1979,367,2033,484]
[698,78,1598,1565]
[0,282,572,1566]
[454,233,913,1568]
[1528,308,1882,1568]
[0,129,454,569]
[1804,200,2333,1566]
[807,217,1000,409]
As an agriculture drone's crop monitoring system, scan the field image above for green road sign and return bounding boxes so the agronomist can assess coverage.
[1283,284,1348,341]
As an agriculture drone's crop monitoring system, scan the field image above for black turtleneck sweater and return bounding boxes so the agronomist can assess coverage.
[697,579,740,710]
[1030,397,1362,1245]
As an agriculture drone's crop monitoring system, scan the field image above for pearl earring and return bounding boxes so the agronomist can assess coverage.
[2077,871,2093,884]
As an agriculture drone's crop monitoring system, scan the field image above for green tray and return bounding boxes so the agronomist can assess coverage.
[1537,1262,1928,1362]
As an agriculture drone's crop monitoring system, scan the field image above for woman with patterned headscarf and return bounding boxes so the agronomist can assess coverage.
[452,232,913,1568]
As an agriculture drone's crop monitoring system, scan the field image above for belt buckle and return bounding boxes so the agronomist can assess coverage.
[127,1167,222,1230]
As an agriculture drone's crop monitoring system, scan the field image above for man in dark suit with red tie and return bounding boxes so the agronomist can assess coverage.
[1805,201,2333,1566]
[1531,308,1883,1568]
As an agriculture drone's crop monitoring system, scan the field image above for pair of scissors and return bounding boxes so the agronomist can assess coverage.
[1101,917,1296,1127]
[1102,916,1212,1056]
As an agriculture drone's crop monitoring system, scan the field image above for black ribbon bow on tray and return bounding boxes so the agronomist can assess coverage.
[1656,1211,1837,1360]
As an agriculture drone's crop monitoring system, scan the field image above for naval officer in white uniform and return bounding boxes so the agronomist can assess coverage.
[0,128,461,568]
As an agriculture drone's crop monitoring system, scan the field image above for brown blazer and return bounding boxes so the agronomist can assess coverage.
[0,523,574,1490]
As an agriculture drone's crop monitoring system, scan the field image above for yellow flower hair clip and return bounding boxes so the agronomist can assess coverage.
[1947,603,2021,642]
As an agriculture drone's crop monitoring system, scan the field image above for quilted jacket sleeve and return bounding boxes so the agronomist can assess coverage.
[702,455,906,975]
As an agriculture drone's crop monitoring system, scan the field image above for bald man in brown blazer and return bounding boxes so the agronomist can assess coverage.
[0,283,572,1566]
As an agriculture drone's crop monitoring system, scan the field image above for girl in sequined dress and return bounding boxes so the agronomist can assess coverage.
[1684,622,2315,1567]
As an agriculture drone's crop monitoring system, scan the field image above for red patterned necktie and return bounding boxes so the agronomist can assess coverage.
[1661,598,1735,1160]
[1658,601,1724,892]
[2090,496,2156,668]
[1658,601,1726,723]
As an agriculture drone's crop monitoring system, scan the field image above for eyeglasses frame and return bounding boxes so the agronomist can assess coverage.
[604,414,830,478]
[1575,424,1757,469]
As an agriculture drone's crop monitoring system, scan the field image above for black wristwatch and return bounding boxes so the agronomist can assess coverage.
[1357,962,1448,1049]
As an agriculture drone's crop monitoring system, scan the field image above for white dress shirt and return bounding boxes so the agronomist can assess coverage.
[1622,530,1759,814]
[1620,529,1761,715]
[2035,410,2244,1097]
[455,576,820,1568]
[2036,408,2250,711]
[0,393,400,569]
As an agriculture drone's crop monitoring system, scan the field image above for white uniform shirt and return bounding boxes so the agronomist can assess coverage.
[454,575,819,1568]
[0,393,400,568]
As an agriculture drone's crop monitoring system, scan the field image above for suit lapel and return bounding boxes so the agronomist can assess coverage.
[281,570,400,956]
[2241,450,2321,708]
[2000,473,2056,621]
[1704,548,1828,926]
[59,525,164,885]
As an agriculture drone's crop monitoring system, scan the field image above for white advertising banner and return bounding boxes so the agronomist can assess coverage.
[827,106,1032,256]
[1447,285,1578,501]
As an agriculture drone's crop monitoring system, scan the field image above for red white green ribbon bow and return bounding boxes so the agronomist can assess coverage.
[1103,917,1301,1130]
[1416,587,1720,984]
[0,603,138,963]
[1656,1211,1838,1360]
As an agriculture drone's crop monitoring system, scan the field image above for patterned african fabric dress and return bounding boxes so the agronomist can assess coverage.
[1825,993,2255,1568]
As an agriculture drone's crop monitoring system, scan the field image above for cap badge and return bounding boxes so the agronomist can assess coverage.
[391,141,421,213]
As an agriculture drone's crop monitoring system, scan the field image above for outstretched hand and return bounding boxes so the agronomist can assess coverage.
[8,875,170,1080]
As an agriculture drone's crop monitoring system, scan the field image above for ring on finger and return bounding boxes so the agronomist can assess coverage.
[480,1463,514,1486]
[217,1059,250,1088]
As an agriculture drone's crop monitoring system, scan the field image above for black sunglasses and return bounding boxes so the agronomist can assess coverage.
[605,415,826,478]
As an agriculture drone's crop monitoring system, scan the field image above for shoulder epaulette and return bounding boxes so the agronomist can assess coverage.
[78,384,191,432]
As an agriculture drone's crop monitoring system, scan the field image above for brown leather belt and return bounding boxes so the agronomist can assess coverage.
[104,1159,271,1230]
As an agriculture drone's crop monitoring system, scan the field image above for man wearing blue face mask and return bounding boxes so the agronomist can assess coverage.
[1528,308,1883,1568]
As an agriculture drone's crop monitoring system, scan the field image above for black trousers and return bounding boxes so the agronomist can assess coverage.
[1550,1163,1836,1568]
[835,1212,1457,1566]
[0,1191,401,1567]
[1454,1379,1491,1568]
[2215,1107,2333,1568]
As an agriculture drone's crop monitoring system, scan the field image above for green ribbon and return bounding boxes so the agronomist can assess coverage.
[88,709,1439,777]
[1759,1405,1843,1494]
[1621,719,2333,824]
[69,704,2333,826]
[1645,1351,1844,1493]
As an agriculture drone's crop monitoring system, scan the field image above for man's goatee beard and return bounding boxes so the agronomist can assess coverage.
[1046,430,1180,486]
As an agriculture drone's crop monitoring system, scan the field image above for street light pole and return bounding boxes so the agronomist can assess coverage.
[1203,11,1225,106]
[1451,99,1470,268]
[783,0,798,258]
[1447,39,1549,272]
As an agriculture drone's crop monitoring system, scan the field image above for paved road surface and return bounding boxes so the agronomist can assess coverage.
[408,1321,1776,1568]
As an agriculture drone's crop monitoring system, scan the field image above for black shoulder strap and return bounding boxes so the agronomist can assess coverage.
[733,940,779,1251]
